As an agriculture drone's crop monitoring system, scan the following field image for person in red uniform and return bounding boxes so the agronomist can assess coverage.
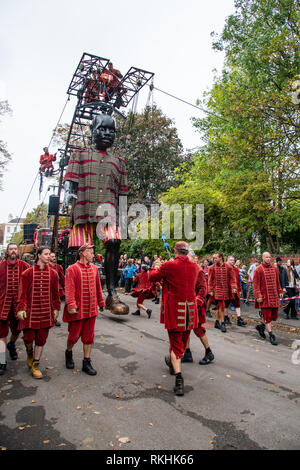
[208,252,237,333]
[49,252,65,327]
[0,243,30,375]
[17,246,60,379]
[149,241,202,396]
[182,252,215,365]
[225,255,247,327]
[130,265,157,318]
[63,244,105,375]
[39,147,56,177]
[253,252,283,346]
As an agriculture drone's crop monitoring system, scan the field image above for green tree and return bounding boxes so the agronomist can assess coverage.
[113,105,189,205]
[164,0,300,256]
[23,203,49,227]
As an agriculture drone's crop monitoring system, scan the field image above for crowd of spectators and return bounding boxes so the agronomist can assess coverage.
[92,253,300,320]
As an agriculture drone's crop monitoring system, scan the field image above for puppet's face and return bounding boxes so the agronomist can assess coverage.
[91,114,116,150]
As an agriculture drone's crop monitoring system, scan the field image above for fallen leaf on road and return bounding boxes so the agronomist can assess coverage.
[149,423,153,427]
[0,446,7,450]
[43,440,50,444]
[93,411,101,415]
[58,443,66,447]
[226,374,231,378]
[109,442,115,450]
[118,437,131,444]
[76,406,81,410]
[210,440,215,444]
[157,385,162,389]
[18,427,25,431]
[82,437,94,445]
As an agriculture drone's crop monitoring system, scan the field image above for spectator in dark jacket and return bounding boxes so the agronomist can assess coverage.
[276,257,288,292]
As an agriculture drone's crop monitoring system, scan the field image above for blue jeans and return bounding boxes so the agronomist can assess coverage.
[241,283,247,303]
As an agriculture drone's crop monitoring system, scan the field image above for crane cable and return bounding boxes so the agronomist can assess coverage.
[14,96,70,232]
[152,85,230,123]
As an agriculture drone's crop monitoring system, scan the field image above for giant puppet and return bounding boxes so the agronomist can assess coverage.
[62,113,129,315]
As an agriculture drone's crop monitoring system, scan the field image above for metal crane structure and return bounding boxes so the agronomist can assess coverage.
[51,52,154,257]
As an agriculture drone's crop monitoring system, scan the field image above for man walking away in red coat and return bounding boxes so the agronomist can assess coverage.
[225,255,247,327]
[63,244,105,375]
[208,253,237,333]
[0,243,29,375]
[253,252,283,346]
[17,247,60,379]
[149,241,202,396]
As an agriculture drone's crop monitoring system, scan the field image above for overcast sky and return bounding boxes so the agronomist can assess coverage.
[0,0,235,223]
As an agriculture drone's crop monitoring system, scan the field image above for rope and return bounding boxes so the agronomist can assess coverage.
[153,85,229,124]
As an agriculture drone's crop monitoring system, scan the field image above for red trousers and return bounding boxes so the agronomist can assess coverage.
[136,290,154,307]
[22,328,50,346]
[193,324,206,338]
[168,330,191,359]
[67,317,96,345]
[261,307,278,324]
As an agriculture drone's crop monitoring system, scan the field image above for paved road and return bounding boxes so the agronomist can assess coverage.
[0,293,300,451]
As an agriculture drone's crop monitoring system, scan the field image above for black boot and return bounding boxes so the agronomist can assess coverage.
[154,298,160,304]
[65,349,75,369]
[237,317,247,327]
[146,309,152,319]
[82,358,97,376]
[181,349,193,363]
[224,315,232,325]
[206,310,213,318]
[0,363,7,376]
[256,323,266,339]
[269,333,278,346]
[199,349,214,365]
[7,342,18,360]
[174,374,184,396]
[214,320,221,329]
[220,322,227,333]
[131,310,140,316]
[55,320,61,327]
[165,355,175,375]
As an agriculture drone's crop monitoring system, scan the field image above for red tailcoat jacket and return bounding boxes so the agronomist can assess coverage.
[131,271,159,298]
[63,261,105,322]
[195,267,207,324]
[50,263,65,297]
[149,255,202,331]
[208,263,237,300]
[230,265,242,299]
[0,259,30,321]
[17,264,61,330]
[253,263,282,309]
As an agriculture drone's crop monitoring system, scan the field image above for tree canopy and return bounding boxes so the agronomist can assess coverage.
[162,0,300,256]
